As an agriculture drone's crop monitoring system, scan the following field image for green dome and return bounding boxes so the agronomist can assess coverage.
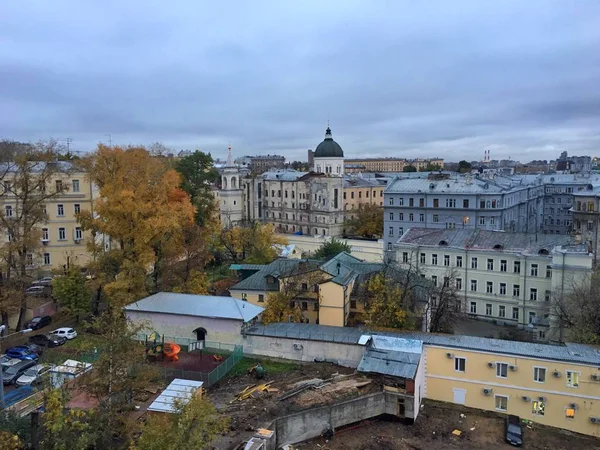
[314,127,344,158]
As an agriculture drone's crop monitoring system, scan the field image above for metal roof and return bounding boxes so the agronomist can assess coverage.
[148,378,203,413]
[246,323,600,366]
[358,348,420,379]
[260,169,308,181]
[124,292,264,322]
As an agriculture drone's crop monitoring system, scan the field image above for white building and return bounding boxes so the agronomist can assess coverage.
[219,146,244,227]
[394,228,593,342]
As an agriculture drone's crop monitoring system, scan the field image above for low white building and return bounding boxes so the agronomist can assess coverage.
[394,228,593,341]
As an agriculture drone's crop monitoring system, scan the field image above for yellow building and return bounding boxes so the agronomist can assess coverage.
[1,162,94,273]
[344,157,444,173]
[424,337,600,437]
[343,177,385,213]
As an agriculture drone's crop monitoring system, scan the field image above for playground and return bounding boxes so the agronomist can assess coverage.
[152,350,226,372]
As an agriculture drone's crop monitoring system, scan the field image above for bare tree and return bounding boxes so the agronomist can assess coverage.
[426,268,464,333]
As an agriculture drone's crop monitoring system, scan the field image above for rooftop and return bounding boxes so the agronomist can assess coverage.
[124,292,264,322]
[148,378,203,413]
[246,323,600,366]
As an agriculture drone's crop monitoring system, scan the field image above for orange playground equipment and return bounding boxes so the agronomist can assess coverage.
[163,343,181,362]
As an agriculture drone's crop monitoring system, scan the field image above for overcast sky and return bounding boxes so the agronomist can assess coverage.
[1,1,599,162]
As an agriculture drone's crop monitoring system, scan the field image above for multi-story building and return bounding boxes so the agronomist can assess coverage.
[344,157,444,173]
[394,228,593,341]
[572,184,600,261]
[235,154,286,173]
[557,151,592,173]
[219,147,244,228]
[0,162,94,273]
[343,176,385,212]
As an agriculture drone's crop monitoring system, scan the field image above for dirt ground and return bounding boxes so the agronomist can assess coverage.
[151,350,225,372]
[298,402,600,450]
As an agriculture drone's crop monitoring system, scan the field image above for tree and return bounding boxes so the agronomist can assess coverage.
[363,273,414,330]
[420,164,442,172]
[313,238,351,259]
[0,142,71,329]
[403,165,417,172]
[344,204,384,238]
[52,267,92,322]
[426,269,464,333]
[457,160,472,173]
[218,222,287,264]
[175,151,219,226]
[262,290,304,324]
[134,394,229,450]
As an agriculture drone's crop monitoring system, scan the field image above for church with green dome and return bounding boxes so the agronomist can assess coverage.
[312,126,345,177]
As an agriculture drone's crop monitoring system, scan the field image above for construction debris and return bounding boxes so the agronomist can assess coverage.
[452,429,462,436]
[233,383,274,402]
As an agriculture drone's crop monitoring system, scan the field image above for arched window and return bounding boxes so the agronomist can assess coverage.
[222,177,227,189]
[231,177,237,189]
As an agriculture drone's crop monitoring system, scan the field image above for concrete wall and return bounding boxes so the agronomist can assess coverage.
[126,311,245,346]
[243,334,364,368]
[280,234,383,262]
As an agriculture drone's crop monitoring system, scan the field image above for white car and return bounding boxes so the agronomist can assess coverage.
[51,327,77,340]
[16,363,55,386]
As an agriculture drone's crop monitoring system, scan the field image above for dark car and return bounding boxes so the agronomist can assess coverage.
[5,347,39,362]
[505,414,523,446]
[26,315,52,330]
[29,334,66,348]
[2,359,36,384]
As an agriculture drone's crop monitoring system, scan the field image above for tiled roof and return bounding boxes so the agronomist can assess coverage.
[246,323,600,366]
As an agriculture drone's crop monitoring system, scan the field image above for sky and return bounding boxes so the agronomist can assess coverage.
[1,1,600,162]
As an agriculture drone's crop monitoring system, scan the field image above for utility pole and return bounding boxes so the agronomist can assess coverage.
[65,137,73,153]
[105,133,112,147]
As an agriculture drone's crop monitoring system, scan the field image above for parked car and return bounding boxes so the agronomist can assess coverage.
[32,277,54,287]
[505,414,523,446]
[4,347,39,361]
[25,286,45,297]
[1,354,16,366]
[2,360,36,385]
[29,334,66,348]
[26,315,52,330]
[1,357,21,371]
[51,328,77,340]
[24,344,43,356]
[15,363,55,386]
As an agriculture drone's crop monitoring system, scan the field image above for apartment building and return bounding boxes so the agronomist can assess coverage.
[343,177,385,213]
[1,162,94,273]
[235,154,285,173]
[344,157,444,173]
[394,228,593,341]
[572,184,600,260]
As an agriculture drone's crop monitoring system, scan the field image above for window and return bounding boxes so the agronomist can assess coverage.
[408,198,413,207]
[454,357,466,372]
[565,407,575,419]
[389,227,394,237]
[456,278,462,290]
[398,197,404,206]
[301,302,308,311]
[470,301,477,313]
[471,257,478,269]
[479,216,485,225]
[486,303,492,315]
[444,255,450,266]
[470,280,477,291]
[490,216,495,225]
[419,213,425,222]
[74,204,81,214]
[420,253,426,264]
[500,260,507,272]
[532,400,545,416]
[389,212,394,220]
[433,214,439,223]
[433,198,439,208]
[513,284,520,297]
[495,395,508,411]
[301,283,308,291]
[514,261,521,273]
[399,213,404,221]
[456,256,463,267]
[546,265,552,278]
[55,180,63,191]
[431,275,437,286]
[566,371,580,388]
[499,283,506,295]
[409,213,414,221]
[402,252,409,263]
[241,293,248,300]
[387,243,392,251]
[498,305,506,318]
[533,367,546,383]
[43,253,51,265]
[431,254,438,265]
[528,311,536,323]
[72,179,80,192]
[496,362,508,378]
[446,199,456,208]
[5,205,12,217]
[398,227,403,236]
[58,228,66,240]
[57,204,64,216]
[388,197,393,206]
[75,227,82,240]
[530,288,538,301]
[419,198,424,207]
[486,282,493,294]
[258,294,264,302]
[487,259,494,270]
[463,199,469,208]
[531,264,538,277]
[544,290,551,302]
[512,307,519,320]
[42,228,49,241]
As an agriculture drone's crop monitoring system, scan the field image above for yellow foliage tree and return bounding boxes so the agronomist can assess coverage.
[262,290,304,324]
[218,222,287,263]
[364,273,415,330]
[344,203,384,238]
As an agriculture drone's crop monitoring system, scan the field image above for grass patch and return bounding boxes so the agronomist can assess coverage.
[38,333,105,366]
[228,357,299,378]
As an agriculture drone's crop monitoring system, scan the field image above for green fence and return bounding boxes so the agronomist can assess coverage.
[206,344,243,386]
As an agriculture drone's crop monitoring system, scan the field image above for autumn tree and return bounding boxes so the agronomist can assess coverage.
[79,145,195,294]
[175,150,219,226]
[426,269,464,333]
[52,266,92,322]
[134,394,229,450]
[0,142,70,329]
[362,273,414,330]
[313,238,351,259]
[218,222,287,264]
[344,203,384,238]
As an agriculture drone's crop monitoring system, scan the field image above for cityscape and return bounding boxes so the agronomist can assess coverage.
[1,2,600,450]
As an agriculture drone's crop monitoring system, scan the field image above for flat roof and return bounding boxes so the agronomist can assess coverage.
[147,378,203,413]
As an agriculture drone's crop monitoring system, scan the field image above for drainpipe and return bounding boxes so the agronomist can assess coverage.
[522,255,527,329]
[464,248,469,312]
[559,252,566,343]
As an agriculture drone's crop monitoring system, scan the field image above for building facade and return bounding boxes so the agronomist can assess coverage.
[219,146,244,228]
[235,155,286,173]
[344,157,444,173]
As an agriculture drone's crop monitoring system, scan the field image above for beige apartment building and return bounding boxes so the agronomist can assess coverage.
[1,162,94,274]
[343,177,385,214]
[345,157,444,173]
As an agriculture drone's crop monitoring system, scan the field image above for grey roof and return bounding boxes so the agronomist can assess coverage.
[260,169,308,181]
[124,292,263,322]
[246,323,600,366]
[358,348,420,379]
[396,228,577,255]
[148,378,203,413]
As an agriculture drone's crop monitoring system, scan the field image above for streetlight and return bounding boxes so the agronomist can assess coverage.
[0,326,33,409]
